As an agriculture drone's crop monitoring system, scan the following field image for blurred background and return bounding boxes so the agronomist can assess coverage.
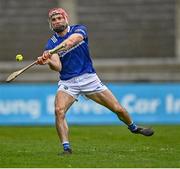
[0,0,180,125]
[1,0,180,82]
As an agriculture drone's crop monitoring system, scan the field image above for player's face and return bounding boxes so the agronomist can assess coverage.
[50,14,68,33]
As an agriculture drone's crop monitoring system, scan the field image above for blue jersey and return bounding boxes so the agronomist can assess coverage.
[45,24,96,80]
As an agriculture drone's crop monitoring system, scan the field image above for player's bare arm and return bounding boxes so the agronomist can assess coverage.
[47,53,61,71]
[37,53,61,72]
[61,33,84,50]
[46,33,84,53]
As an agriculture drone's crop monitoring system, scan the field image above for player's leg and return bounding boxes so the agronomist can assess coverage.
[86,89,154,136]
[86,89,132,125]
[55,90,75,154]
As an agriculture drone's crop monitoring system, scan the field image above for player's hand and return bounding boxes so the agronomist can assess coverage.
[36,51,51,65]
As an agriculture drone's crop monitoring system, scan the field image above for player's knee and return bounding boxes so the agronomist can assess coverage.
[55,106,65,119]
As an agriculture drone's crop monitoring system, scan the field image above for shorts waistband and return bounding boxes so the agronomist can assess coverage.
[60,73,97,83]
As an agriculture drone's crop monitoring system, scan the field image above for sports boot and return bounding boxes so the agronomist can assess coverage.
[131,126,154,136]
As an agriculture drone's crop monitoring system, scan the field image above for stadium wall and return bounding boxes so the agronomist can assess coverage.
[0,83,180,125]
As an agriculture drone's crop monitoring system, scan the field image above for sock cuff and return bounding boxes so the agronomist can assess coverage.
[128,122,137,131]
[129,121,134,126]
[62,141,69,145]
[62,142,70,151]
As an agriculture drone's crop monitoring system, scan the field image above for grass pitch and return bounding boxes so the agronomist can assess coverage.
[0,125,180,168]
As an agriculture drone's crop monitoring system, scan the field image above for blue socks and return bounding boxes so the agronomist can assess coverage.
[128,122,138,132]
[62,142,71,151]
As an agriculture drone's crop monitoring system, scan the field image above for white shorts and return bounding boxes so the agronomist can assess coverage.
[57,73,107,99]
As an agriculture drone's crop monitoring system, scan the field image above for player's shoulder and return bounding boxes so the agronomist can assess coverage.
[45,33,58,50]
[70,24,87,31]
[70,24,88,39]
[48,33,58,44]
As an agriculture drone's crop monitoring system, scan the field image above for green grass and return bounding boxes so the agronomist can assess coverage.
[0,125,180,168]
